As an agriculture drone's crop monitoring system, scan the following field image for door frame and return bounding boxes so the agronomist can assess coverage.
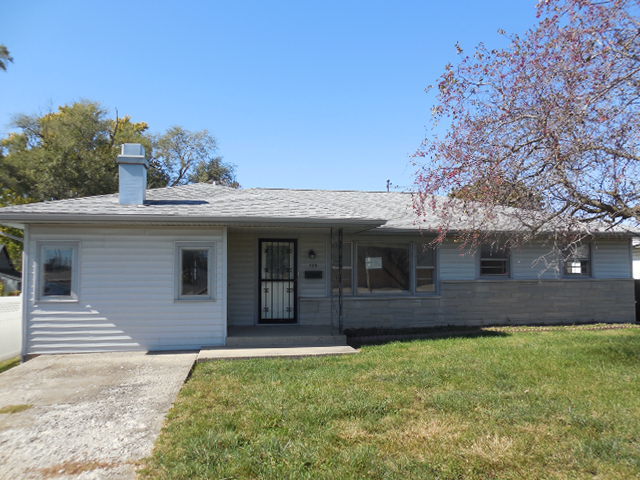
[257,238,298,324]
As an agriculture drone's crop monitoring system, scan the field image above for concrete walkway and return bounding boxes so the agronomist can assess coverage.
[0,351,197,480]
[198,345,358,361]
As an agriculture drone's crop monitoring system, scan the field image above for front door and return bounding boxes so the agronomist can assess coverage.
[259,239,297,324]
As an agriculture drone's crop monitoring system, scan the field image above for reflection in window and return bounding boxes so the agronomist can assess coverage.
[332,241,352,294]
[563,244,590,276]
[480,243,510,276]
[416,244,436,292]
[42,247,73,297]
[357,244,410,294]
[181,248,209,296]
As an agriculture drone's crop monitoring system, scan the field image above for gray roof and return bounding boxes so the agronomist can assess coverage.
[0,183,633,234]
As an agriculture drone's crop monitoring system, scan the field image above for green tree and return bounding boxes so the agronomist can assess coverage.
[0,45,13,71]
[0,189,30,269]
[0,101,164,201]
[153,127,238,187]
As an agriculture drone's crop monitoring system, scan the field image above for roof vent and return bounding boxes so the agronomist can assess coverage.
[116,143,148,205]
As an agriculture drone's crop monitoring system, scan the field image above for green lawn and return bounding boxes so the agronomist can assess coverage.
[141,328,640,480]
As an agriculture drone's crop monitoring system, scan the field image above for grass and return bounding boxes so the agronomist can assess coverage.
[0,404,32,414]
[0,356,20,374]
[141,328,640,480]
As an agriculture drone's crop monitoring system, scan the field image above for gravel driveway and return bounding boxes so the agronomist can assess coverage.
[0,351,197,479]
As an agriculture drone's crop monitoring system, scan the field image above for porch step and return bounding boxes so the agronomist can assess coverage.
[224,326,348,348]
[198,345,358,361]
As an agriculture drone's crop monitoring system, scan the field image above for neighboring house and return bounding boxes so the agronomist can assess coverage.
[0,144,635,355]
[0,244,21,294]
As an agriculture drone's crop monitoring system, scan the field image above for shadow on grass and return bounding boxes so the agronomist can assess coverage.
[345,326,510,348]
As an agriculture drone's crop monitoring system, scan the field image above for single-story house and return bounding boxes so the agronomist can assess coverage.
[633,238,640,279]
[0,144,635,355]
[0,244,21,294]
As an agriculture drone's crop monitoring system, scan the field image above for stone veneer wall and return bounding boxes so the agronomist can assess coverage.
[341,279,635,330]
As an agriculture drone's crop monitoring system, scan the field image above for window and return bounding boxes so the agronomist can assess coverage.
[176,244,214,300]
[416,244,436,292]
[480,243,510,276]
[332,241,352,294]
[357,244,410,294]
[563,243,590,276]
[39,243,78,300]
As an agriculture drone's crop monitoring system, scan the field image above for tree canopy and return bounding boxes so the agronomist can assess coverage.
[414,0,640,244]
[0,100,238,202]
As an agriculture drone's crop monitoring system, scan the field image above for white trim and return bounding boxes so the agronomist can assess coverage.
[561,242,592,278]
[20,225,29,359]
[478,243,511,279]
[174,241,216,301]
[36,241,80,303]
[221,227,228,345]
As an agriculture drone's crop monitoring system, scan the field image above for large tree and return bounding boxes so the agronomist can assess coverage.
[0,101,238,202]
[153,126,238,187]
[0,101,158,201]
[414,0,640,244]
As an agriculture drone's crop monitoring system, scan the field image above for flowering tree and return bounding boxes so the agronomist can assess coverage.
[414,0,640,246]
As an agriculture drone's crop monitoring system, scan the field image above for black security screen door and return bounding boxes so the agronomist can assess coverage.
[259,239,297,323]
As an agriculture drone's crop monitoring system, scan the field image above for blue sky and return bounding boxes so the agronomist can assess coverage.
[2,1,537,191]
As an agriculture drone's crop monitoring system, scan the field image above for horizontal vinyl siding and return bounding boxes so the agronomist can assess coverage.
[592,239,632,279]
[227,230,257,326]
[298,237,327,297]
[26,226,226,354]
[511,244,561,280]
[227,228,331,326]
[438,241,476,280]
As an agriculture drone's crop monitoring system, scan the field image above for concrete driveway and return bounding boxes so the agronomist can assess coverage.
[0,351,197,480]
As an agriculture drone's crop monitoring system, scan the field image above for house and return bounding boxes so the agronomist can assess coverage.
[633,238,640,279]
[0,244,21,294]
[0,144,635,355]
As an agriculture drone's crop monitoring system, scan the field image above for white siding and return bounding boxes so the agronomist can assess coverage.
[633,248,640,280]
[227,228,331,326]
[511,244,561,280]
[592,238,633,279]
[439,241,476,280]
[26,225,226,354]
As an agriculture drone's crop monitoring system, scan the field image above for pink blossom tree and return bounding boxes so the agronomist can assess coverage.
[414,0,640,246]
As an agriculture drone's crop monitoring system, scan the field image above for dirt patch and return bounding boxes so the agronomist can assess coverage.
[35,460,120,478]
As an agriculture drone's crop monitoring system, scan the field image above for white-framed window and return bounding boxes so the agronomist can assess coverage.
[38,242,79,301]
[563,243,591,277]
[479,243,510,277]
[415,243,436,293]
[331,241,353,295]
[175,243,215,301]
[356,243,411,294]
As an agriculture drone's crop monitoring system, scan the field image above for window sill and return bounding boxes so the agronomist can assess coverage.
[36,298,79,304]
[174,297,217,303]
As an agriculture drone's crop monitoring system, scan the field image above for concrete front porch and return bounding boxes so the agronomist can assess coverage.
[224,325,347,348]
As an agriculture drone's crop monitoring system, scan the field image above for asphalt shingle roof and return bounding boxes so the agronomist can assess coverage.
[0,183,633,234]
